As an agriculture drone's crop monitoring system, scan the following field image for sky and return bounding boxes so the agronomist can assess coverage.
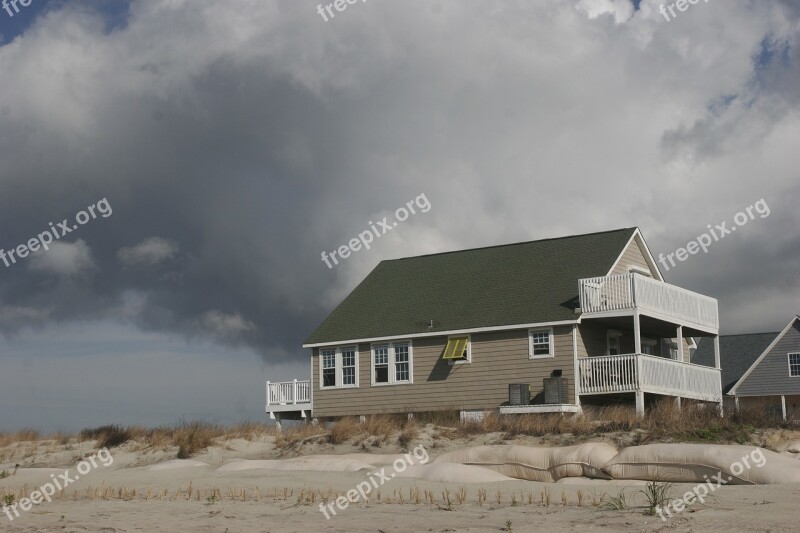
[0,0,798,432]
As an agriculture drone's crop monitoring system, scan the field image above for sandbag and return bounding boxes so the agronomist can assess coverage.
[602,444,800,485]
[775,440,800,454]
[433,443,618,482]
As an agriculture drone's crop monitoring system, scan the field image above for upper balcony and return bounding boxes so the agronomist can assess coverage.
[578,273,718,333]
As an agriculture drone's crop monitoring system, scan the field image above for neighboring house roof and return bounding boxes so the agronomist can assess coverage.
[305,227,638,346]
[693,332,778,394]
[728,315,800,396]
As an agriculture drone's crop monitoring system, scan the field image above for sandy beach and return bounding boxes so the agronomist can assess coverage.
[2,423,800,532]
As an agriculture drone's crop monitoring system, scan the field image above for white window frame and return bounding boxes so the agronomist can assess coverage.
[789,353,800,377]
[529,328,554,359]
[447,334,471,365]
[318,345,360,389]
[320,348,337,389]
[370,341,414,386]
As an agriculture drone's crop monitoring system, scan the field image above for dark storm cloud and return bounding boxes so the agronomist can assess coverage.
[0,0,798,368]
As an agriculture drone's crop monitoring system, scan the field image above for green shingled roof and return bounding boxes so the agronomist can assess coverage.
[305,228,638,345]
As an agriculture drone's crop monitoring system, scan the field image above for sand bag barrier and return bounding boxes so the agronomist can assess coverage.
[433,443,619,482]
[601,443,800,485]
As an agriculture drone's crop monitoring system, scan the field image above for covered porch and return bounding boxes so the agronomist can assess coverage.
[577,273,722,415]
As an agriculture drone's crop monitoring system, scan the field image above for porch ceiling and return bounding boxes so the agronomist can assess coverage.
[582,314,713,338]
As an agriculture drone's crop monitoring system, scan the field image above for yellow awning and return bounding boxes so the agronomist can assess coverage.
[442,336,469,360]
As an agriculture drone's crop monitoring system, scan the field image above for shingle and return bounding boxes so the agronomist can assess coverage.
[693,333,778,394]
[305,228,637,344]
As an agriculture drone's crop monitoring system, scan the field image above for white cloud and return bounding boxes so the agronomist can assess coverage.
[118,237,178,268]
[28,240,95,278]
[199,310,256,337]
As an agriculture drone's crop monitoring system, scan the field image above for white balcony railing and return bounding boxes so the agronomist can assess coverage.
[578,353,722,402]
[266,379,311,407]
[579,274,719,331]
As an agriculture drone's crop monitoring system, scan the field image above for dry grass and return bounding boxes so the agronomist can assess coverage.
[434,399,788,446]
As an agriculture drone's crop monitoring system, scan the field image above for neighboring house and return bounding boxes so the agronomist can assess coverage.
[693,331,778,412]
[723,316,800,420]
[266,228,723,425]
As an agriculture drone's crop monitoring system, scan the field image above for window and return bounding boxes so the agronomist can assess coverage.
[341,347,357,386]
[371,341,413,385]
[319,346,359,388]
[395,343,410,381]
[443,336,470,364]
[790,353,800,377]
[529,328,554,358]
[373,345,389,384]
[321,349,336,388]
[607,331,621,356]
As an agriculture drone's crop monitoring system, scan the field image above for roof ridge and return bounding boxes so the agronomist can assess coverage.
[383,227,638,262]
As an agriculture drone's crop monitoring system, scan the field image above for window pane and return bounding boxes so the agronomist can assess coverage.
[395,362,409,382]
[342,366,355,385]
[395,343,409,362]
[532,331,550,355]
[323,368,336,387]
[790,353,800,376]
[322,349,336,368]
[375,366,389,383]
[374,345,388,365]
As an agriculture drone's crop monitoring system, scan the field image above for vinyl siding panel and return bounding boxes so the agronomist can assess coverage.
[311,327,576,417]
[610,237,653,276]
[736,321,800,396]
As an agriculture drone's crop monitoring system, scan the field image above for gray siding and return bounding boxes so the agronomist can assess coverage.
[311,326,576,417]
[736,321,800,397]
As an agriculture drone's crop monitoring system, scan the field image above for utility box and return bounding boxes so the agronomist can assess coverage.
[508,383,531,405]
[544,377,569,404]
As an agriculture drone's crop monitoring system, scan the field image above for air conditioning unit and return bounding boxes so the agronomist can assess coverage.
[544,377,569,404]
[508,384,530,406]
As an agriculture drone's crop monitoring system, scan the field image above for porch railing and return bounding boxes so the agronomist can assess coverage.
[578,353,722,402]
[579,274,719,331]
[266,379,311,406]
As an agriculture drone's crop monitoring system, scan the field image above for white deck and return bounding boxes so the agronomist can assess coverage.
[266,379,312,416]
[579,274,719,333]
[577,353,722,402]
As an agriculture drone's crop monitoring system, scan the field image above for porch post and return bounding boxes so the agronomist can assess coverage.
[713,335,721,370]
[633,310,642,354]
[572,324,581,407]
[782,395,787,421]
[635,390,645,418]
[676,326,684,362]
